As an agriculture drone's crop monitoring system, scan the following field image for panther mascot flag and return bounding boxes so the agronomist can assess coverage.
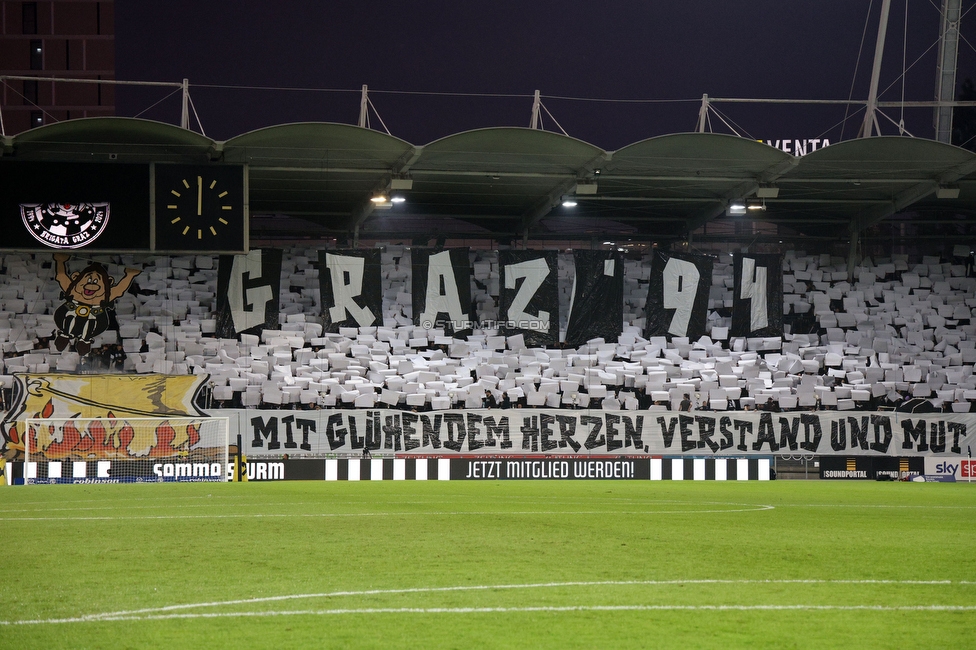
[52,253,141,356]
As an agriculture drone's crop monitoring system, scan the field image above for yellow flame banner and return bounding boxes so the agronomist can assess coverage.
[1,373,207,460]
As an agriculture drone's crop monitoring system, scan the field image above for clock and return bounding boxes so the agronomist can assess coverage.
[153,164,246,252]
[166,174,232,239]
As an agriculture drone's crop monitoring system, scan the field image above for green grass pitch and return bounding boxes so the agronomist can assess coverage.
[0,480,973,648]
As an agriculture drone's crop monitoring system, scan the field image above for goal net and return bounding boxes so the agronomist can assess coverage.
[23,416,230,484]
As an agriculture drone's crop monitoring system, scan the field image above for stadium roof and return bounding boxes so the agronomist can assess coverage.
[3,117,976,246]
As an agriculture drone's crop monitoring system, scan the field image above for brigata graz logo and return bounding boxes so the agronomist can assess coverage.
[20,203,111,248]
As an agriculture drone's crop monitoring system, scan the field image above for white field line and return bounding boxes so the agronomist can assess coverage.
[8,604,976,625]
[4,491,975,508]
[780,504,976,509]
[4,496,973,514]
[3,502,976,518]
[0,504,775,521]
[65,604,976,622]
[0,498,705,513]
[0,494,671,508]
[8,499,974,510]
[3,579,974,626]
[0,496,594,512]
[0,500,477,514]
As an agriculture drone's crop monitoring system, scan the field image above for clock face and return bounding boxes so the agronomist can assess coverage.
[165,174,233,240]
[154,164,246,252]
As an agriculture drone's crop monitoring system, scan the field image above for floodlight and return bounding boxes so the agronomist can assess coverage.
[727,202,747,216]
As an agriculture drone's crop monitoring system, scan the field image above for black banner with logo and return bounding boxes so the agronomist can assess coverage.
[318,249,382,332]
[565,250,623,346]
[498,250,559,347]
[215,249,283,338]
[6,457,778,483]
[0,162,151,251]
[644,250,713,340]
[731,253,783,337]
[452,457,649,480]
[412,248,472,337]
[819,456,923,480]
[245,458,325,481]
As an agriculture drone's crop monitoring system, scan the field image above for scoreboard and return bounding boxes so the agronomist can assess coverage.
[0,162,247,253]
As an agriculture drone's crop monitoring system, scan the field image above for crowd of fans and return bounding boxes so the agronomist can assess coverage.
[0,247,975,417]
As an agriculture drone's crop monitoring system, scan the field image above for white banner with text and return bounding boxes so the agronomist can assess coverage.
[221,409,976,458]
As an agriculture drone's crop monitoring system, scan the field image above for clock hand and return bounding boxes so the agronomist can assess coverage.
[197,175,203,216]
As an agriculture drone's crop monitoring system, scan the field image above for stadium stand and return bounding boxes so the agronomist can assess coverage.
[1,246,974,414]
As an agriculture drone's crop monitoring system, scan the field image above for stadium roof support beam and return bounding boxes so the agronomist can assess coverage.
[520,177,578,245]
[575,196,726,203]
[850,156,976,234]
[846,227,861,282]
[348,148,425,245]
[530,90,541,129]
[181,78,190,130]
[392,145,425,177]
[934,0,963,144]
[518,152,610,241]
[696,95,709,132]
[351,201,374,248]
[684,156,800,237]
[350,178,393,246]
[858,0,892,138]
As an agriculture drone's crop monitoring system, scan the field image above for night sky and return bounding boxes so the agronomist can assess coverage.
[115,1,976,149]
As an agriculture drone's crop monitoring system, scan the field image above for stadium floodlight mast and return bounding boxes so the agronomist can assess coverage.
[696,0,970,142]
